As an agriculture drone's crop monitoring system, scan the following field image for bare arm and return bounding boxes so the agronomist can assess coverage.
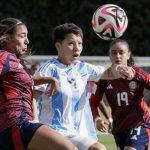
[32,76,59,97]
[32,90,43,121]
[98,100,110,120]
[32,76,59,120]
[32,97,39,121]
[90,82,112,133]
[98,101,113,133]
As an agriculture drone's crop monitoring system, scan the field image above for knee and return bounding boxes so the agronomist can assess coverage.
[88,142,106,150]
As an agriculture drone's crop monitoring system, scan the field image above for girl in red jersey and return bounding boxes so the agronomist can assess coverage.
[90,39,150,150]
[0,18,78,150]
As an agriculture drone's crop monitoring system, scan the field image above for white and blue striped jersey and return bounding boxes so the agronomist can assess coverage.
[34,57,105,139]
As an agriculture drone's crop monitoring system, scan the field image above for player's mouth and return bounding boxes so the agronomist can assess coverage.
[115,60,121,64]
[22,48,27,52]
[72,54,79,59]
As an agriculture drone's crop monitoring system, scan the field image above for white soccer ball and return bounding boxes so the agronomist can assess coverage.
[92,4,128,40]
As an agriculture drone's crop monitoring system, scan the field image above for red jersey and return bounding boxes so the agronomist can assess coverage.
[90,66,150,134]
[0,50,33,132]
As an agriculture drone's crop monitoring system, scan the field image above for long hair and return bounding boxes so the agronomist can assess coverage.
[0,18,34,57]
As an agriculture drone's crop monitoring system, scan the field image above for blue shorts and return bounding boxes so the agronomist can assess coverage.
[0,119,43,150]
[113,126,150,150]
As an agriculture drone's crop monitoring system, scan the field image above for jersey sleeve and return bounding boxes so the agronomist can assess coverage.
[89,81,104,120]
[0,52,11,76]
[34,62,52,92]
[84,62,105,82]
[133,66,150,90]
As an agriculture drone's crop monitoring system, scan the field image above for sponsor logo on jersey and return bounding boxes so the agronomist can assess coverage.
[107,84,113,89]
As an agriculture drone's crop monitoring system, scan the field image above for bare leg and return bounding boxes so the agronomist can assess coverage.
[88,142,106,150]
[27,125,78,150]
[124,146,136,150]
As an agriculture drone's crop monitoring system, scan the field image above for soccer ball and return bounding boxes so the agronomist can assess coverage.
[92,4,128,40]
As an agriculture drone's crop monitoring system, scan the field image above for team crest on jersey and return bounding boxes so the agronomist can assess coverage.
[61,72,66,76]
[129,81,137,90]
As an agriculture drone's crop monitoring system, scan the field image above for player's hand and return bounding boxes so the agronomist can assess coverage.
[96,119,109,133]
[45,78,59,97]
[111,64,135,80]
[108,118,113,133]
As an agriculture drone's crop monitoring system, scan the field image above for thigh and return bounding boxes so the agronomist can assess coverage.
[66,135,98,150]
[19,120,43,149]
[0,120,77,150]
[28,125,78,150]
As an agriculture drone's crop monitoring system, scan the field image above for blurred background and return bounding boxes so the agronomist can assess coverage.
[0,0,149,56]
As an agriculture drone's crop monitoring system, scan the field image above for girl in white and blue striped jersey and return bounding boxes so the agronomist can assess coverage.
[33,23,135,150]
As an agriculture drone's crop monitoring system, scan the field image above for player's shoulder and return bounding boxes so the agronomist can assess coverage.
[0,50,15,57]
[47,57,58,64]
[0,50,17,63]
[132,65,149,77]
[42,57,58,67]
[80,61,105,73]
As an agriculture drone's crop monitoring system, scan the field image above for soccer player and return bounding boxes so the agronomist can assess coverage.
[90,39,150,150]
[0,18,78,150]
[33,23,135,150]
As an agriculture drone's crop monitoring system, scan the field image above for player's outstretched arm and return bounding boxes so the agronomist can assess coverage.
[32,76,59,97]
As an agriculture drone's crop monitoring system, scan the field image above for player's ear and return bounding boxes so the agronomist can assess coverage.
[55,42,61,51]
[0,34,9,43]
[127,51,131,60]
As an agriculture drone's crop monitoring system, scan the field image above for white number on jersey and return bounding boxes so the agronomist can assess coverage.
[117,92,129,106]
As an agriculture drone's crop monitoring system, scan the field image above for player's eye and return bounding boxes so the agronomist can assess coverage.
[16,33,26,38]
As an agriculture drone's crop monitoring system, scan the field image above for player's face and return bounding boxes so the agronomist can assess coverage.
[5,24,29,56]
[56,33,83,65]
[109,42,131,66]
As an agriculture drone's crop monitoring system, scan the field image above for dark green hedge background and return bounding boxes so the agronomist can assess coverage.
[0,0,149,56]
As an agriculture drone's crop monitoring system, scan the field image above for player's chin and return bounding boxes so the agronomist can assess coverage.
[20,51,27,56]
[72,57,79,61]
[19,49,27,54]
[115,61,121,64]
[17,51,28,58]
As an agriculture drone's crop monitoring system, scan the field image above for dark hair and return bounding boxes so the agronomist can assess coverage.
[52,23,83,44]
[109,39,134,66]
[0,18,24,44]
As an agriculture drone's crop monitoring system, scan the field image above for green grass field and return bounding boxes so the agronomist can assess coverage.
[98,134,150,150]
[98,134,116,150]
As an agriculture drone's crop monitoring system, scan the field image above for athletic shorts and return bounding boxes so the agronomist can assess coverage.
[113,126,150,150]
[66,134,98,150]
[0,119,43,150]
